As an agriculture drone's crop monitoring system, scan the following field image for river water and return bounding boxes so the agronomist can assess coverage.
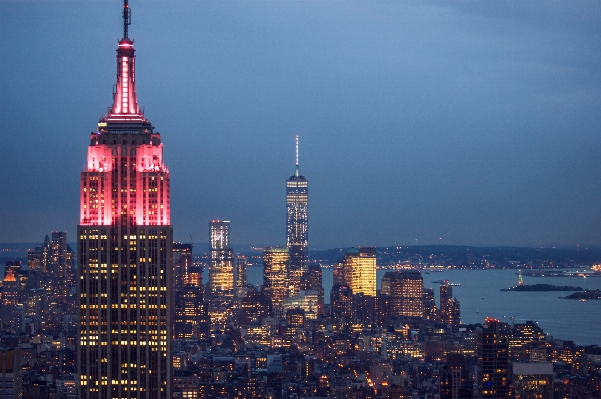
[244,267,601,346]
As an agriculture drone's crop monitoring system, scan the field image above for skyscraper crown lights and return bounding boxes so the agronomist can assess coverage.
[80,1,169,227]
[99,0,148,126]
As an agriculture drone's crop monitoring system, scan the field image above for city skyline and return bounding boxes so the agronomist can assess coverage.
[2,1,601,249]
[1,3,600,398]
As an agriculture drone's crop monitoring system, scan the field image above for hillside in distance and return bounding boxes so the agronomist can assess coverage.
[308,245,601,269]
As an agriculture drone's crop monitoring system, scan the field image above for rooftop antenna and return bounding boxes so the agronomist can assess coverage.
[295,135,299,177]
[123,0,132,39]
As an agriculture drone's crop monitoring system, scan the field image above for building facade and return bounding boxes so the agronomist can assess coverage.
[423,287,437,320]
[48,231,74,304]
[381,269,424,318]
[342,247,377,297]
[234,255,248,299]
[209,220,234,298]
[0,348,22,399]
[512,362,553,399]
[174,286,206,340]
[1,269,20,333]
[263,247,290,309]
[439,281,461,326]
[173,243,193,290]
[77,5,172,397]
[440,353,472,399]
[330,285,353,325]
[477,318,509,399]
[300,264,324,315]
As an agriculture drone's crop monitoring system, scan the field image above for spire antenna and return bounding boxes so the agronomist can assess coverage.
[295,135,299,177]
[104,0,144,122]
[123,0,131,39]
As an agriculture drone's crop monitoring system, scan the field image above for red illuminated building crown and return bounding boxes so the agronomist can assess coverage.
[80,0,170,227]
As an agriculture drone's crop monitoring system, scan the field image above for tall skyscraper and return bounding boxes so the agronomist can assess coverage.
[342,247,376,297]
[440,281,461,326]
[173,243,206,340]
[300,263,324,315]
[27,235,51,291]
[27,234,74,332]
[422,287,437,320]
[174,285,205,340]
[234,255,248,299]
[1,267,20,333]
[440,280,453,322]
[45,232,75,307]
[333,260,346,286]
[330,285,353,325]
[477,318,509,399]
[209,220,234,297]
[173,243,193,290]
[78,3,173,397]
[286,136,308,280]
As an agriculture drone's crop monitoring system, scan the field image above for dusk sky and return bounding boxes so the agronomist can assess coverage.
[1,1,600,250]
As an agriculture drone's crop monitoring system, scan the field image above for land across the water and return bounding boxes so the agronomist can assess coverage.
[501,284,583,292]
[519,270,601,277]
[561,289,601,300]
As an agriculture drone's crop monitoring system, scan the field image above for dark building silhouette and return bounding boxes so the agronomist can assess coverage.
[423,287,437,320]
[1,267,20,333]
[173,243,193,290]
[300,263,324,315]
[234,255,248,299]
[477,318,509,399]
[48,231,74,303]
[330,285,353,326]
[333,261,345,286]
[0,348,22,399]
[285,307,305,343]
[174,285,206,340]
[440,281,461,326]
[235,286,270,328]
[352,292,376,325]
[512,362,553,399]
[440,353,473,399]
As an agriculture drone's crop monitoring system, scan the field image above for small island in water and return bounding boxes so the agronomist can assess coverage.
[502,271,583,292]
[561,289,601,300]
[501,284,583,292]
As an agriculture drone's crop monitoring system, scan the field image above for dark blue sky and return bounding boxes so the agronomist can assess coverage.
[1,1,600,249]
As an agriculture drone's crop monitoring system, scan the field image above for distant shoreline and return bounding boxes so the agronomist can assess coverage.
[501,283,583,292]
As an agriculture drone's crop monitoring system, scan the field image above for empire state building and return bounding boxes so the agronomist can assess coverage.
[78,2,172,398]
